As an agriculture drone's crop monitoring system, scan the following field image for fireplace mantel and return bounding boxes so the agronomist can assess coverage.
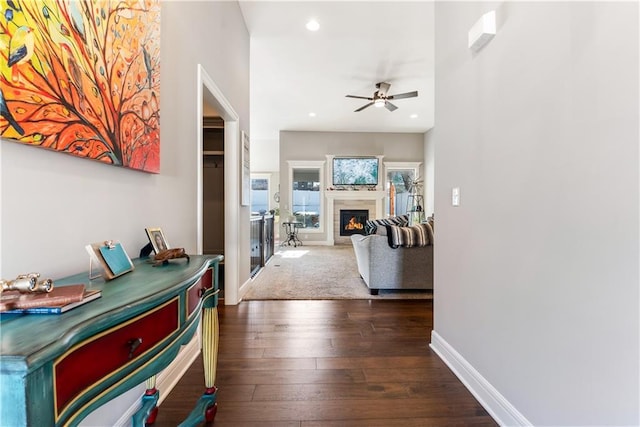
[324,190,386,245]
[325,190,385,200]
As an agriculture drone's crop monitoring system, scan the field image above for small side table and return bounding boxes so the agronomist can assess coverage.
[281,222,303,247]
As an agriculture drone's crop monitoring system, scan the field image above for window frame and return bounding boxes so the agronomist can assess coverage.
[287,160,325,233]
[383,161,422,217]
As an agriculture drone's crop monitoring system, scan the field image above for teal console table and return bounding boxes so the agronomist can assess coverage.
[0,254,223,426]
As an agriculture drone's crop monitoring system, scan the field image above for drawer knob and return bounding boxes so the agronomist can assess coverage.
[127,338,143,359]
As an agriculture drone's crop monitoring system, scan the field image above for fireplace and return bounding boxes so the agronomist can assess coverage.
[339,209,368,236]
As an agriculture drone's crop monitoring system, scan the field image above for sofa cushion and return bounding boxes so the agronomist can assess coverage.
[375,225,388,236]
[365,214,409,235]
[385,223,434,248]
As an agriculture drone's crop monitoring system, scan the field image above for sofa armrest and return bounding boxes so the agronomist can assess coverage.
[350,234,371,285]
[368,235,400,287]
[369,235,433,290]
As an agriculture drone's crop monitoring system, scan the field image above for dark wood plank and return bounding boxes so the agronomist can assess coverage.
[211,398,489,422]
[316,355,438,369]
[302,417,497,427]
[152,300,497,426]
[219,357,317,371]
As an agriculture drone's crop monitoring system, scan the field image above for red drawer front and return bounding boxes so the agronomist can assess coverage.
[54,299,179,416]
[187,268,212,316]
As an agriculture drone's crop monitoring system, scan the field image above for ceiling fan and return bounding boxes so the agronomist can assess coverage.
[346,82,418,112]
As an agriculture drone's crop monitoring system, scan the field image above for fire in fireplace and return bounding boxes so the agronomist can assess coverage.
[340,209,369,236]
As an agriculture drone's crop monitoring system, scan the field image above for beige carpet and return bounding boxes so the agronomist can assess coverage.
[243,245,433,300]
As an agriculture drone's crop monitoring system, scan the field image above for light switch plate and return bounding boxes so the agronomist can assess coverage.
[452,187,460,206]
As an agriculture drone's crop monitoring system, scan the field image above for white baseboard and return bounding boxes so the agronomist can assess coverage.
[111,387,146,427]
[275,241,332,247]
[157,333,201,404]
[430,331,532,427]
[298,240,332,246]
[114,332,201,426]
[238,276,252,301]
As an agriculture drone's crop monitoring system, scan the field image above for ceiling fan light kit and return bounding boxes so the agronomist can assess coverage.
[346,82,418,112]
[468,10,496,52]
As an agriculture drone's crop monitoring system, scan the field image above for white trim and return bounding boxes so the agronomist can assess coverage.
[156,333,201,404]
[197,64,241,305]
[112,393,142,427]
[112,333,201,426]
[224,120,242,305]
[383,161,422,174]
[430,331,533,427]
[287,160,325,234]
[324,190,386,201]
[299,241,332,246]
[238,276,252,301]
[383,162,423,194]
[382,161,423,217]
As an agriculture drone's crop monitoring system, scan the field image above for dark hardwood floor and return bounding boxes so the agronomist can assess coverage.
[153,300,497,426]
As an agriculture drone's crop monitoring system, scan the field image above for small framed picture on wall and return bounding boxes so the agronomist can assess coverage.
[241,131,250,206]
[145,227,170,253]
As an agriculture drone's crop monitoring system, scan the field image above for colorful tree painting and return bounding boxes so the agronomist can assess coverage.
[0,0,160,173]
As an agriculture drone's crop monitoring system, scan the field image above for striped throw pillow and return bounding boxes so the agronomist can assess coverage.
[365,214,409,235]
[385,223,434,248]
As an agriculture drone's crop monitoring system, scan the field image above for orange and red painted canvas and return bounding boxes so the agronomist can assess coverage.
[0,0,160,173]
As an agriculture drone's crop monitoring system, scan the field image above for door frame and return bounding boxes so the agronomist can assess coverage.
[197,64,241,305]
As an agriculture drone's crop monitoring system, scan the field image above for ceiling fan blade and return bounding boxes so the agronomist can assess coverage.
[387,91,418,100]
[376,82,391,96]
[346,95,373,100]
[355,102,375,112]
[385,101,398,112]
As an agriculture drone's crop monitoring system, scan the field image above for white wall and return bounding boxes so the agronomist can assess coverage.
[251,138,280,172]
[432,2,638,425]
[1,1,249,425]
[424,130,435,217]
[1,1,249,280]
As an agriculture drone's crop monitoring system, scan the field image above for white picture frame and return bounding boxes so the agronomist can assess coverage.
[241,131,251,206]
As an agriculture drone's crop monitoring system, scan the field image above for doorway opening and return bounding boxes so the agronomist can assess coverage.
[197,64,240,305]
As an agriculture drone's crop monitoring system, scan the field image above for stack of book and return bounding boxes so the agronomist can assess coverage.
[0,284,101,315]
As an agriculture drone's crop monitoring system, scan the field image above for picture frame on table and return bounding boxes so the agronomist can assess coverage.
[145,227,170,254]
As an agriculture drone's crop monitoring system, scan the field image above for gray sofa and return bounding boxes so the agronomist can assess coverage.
[350,226,433,295]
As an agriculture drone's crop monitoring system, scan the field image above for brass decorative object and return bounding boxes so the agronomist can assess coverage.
[0,273,54,296]
[151,248,190,267]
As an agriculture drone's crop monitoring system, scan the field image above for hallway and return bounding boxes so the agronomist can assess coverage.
[154,299,495,426]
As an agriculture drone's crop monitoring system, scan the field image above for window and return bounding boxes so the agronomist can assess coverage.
[292,169,320,228]
[250,175,270,215]
[384,162,421,217]
[288,161,324,232]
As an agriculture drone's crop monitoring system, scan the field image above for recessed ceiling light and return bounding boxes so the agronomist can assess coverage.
[309,112,316,117]
[410,114,418,119]
[306,19,320,31]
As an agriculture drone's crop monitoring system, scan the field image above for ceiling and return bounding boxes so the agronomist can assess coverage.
[238,1,435,167]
